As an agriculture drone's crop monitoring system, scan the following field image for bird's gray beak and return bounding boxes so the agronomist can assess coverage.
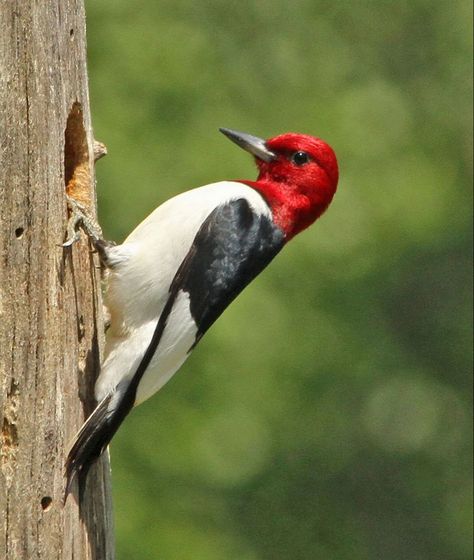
[219,127,277,163]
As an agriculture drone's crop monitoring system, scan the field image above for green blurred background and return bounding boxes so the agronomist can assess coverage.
[85,1,473,559]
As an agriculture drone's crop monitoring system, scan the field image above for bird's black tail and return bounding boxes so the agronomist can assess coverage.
[64,388,133,502]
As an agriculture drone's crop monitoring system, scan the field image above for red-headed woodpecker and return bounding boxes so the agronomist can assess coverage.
[65,128,339,499]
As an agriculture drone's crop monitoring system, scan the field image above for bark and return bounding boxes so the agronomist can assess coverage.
[0,2,114,559]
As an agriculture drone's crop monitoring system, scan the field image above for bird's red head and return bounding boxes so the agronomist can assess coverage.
[220,129,338,240]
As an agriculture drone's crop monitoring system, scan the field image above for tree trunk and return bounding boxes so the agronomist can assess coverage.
[0,2,114,559]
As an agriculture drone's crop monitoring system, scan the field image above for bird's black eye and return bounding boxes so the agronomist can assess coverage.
[291,151,310,166]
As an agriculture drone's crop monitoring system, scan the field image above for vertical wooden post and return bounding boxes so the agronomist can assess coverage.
[0,2,114,558]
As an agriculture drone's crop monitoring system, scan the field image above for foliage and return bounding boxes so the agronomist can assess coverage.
[86,1,472,558]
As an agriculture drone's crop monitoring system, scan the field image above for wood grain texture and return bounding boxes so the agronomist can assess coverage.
[0,2,114,558]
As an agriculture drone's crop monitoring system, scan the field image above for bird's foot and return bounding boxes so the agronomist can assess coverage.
[63,196,118,268]
[63,196,104,247]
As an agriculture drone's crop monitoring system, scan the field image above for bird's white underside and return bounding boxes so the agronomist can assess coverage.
[95,181,271,405]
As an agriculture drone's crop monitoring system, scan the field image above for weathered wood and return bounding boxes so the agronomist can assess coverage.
[0,2,114,559]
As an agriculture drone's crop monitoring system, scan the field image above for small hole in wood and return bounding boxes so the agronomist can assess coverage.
[41,496,52,512]
[15,227,24,238]
[69,28,74,37]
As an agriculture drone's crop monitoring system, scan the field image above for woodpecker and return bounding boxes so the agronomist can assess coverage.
[65,128,339,499]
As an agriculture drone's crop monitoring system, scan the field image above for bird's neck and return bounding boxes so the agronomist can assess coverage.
[241,179,330,240]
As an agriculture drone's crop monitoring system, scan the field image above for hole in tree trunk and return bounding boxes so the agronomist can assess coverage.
[40,496,53,512]
[64,102,91,208]
[15,227,24,238]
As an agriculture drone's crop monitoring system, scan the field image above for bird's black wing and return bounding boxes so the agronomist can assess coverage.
[65,198,284,501]
[175,197,285,345]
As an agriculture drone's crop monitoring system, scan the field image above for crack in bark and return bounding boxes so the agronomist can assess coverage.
[1,379,20,484]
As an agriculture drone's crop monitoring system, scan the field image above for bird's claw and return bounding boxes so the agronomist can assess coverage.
[64,196,103,247]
